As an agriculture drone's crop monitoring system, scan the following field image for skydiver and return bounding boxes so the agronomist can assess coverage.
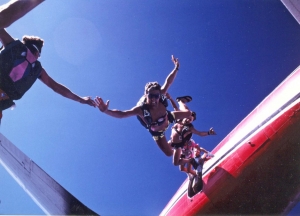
[0,0,96,121]
[187,149,213,198]
[179,138,212,178]
[95,55,193,157]
[165,92,216,166]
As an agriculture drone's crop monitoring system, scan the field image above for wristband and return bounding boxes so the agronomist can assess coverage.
[207,131,210,135]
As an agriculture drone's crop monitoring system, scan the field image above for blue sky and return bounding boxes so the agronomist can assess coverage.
[0,0,300,215]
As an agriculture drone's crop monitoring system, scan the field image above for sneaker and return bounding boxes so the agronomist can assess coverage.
[176,96,192,103]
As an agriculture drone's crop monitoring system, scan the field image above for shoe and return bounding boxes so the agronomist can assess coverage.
[176,96,192,103]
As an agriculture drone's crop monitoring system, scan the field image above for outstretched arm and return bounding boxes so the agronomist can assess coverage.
[199,147,208,154]
[190,127,216,137]
[95,96,141,118]
[160,55,180,95]
[201,152,208,159]
[39,68,95,107]
[0,0,44,29]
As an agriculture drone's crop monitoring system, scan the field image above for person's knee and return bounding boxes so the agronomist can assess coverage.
[173,161,180,166]
[165,151,172,157]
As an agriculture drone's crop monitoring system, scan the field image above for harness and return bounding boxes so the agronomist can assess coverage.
[175,123,193,143]
[136,94,169,129]
[0,40,42,110]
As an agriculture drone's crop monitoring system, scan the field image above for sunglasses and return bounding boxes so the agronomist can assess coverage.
[147,93,160,99]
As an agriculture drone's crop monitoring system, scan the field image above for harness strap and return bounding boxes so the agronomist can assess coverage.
[9,48,37,82]
[174,128,183,140]
[137,94,169,129]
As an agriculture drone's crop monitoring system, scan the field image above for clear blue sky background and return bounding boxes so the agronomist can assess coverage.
[0,0,300,215]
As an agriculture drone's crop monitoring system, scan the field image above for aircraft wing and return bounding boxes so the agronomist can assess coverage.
[0,133,98,215]
[281,0,300,24]
[160,66,300,215]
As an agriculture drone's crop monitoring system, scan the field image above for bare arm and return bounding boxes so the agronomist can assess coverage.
[194,144,201,152]
[160,55,180,94]
[190,127,216,137]
[0,28,14,47]
[0,0,44,29]
[39,68,95,107]
[95,96,142,118]
[199,147,208,154]
[165,92,179,111]
[201,152,208,159]
[190,126,210,137]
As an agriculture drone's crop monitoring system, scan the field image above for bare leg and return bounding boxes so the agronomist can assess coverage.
[186,163,196,176]
[155,136,173,157]
[178,100,190,111]
[172,110,192,120]
[179,163,187,172]
[0,0,44,29]
[173,148,190,166]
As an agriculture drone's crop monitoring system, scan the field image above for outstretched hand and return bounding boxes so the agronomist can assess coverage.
[171,55,180,69]
[95,96,110,112]
[209,127,216,135]
[80,96,96,107]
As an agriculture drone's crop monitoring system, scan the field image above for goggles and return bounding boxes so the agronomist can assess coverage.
[147,93,160,99]
[32,44,41,57]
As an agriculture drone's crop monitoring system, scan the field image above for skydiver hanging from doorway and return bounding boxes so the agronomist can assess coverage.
[0,0,96,122]
[187,148,213,198]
